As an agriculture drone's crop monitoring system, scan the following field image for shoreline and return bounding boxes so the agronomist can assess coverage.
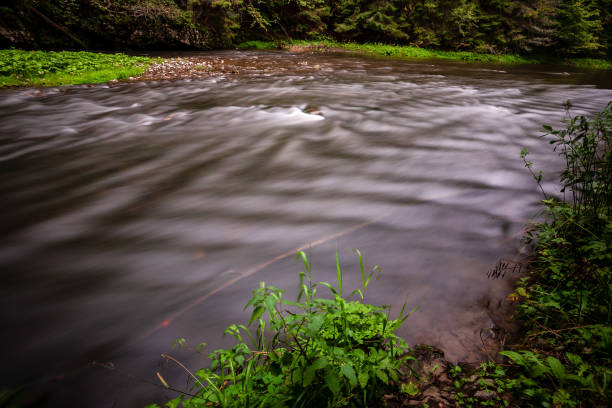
[238,40,612,70]
[1,45,610,89]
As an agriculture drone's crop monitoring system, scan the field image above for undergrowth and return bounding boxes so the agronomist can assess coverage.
[149,250,416,407]
[236,40,612,69]
[0,49,154,87]
[434,103,611,408]
[492,102,611,407]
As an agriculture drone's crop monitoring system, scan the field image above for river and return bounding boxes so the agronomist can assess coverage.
[0,50,611,407]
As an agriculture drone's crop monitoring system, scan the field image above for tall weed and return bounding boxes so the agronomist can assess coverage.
[152,251,415,408]
[503,102,612,407]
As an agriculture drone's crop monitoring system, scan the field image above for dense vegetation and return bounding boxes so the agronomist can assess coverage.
[0,49,153,86]
[237,39,611,69]
[497,102,611,407]
[1,0,611,58]
[457,102,612,408]
[148,251,416,407]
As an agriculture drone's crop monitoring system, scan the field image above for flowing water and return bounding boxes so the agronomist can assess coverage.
[1,50,611,407]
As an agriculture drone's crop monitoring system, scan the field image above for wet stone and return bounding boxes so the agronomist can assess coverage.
[129,54,325,83]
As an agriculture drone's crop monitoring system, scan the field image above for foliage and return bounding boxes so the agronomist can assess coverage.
[219,0,612,56]
[501,102,612,407]
[235,40,281,50]
[0,49,153,86]
[545,102,611,221]
[1,0,204,50]
[333,41,532,64]
[3,1,612,57]
[499,349,610,406]
[237,39,612,69]
[554,0,604,56]
[152,250,415,407]
[569,57,612,69]
[450,362,509,408]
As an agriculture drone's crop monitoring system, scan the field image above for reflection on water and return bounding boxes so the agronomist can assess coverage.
[0,51,611,407]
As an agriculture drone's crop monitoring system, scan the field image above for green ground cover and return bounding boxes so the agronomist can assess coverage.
[499,102,611,407]
[0,49,154,87]
[237,40,612,69]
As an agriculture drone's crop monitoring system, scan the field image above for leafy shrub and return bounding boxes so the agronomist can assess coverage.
[503,102,612,407]
[499,349,610,406]
[151,250,415,407]
[547,102,611,223]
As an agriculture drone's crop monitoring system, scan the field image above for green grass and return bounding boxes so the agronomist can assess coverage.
[569,57,612,69]
[0,49,155,87]
[235,40,280,50]
[236,39,612,69]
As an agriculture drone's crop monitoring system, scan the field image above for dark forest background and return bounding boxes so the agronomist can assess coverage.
[1,1,610,57]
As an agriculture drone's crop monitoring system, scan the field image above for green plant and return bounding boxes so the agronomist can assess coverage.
[545,101,611,224]
[153,250,416,407]
[235,39,611,69]
[0,49,153,87]
[555,0,604,56]
[499,350,610,406]
[501,102,612,407]
[449,362,509,408]
[519,102,610,294]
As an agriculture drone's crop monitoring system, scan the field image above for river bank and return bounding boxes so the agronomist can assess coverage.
[0,50,324,87]
[239,40,612,70]
[1,46,610,89]
[396,103,612,408]
[0,49,154,87]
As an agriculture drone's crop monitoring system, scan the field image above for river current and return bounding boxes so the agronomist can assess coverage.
[1,51,611,407]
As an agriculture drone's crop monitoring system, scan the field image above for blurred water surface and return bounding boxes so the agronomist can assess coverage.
[0,50,611,407]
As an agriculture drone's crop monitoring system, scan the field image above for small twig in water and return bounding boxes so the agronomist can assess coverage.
[160,353,206,389]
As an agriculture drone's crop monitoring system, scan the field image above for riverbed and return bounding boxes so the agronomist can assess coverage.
[1,50,611,407]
